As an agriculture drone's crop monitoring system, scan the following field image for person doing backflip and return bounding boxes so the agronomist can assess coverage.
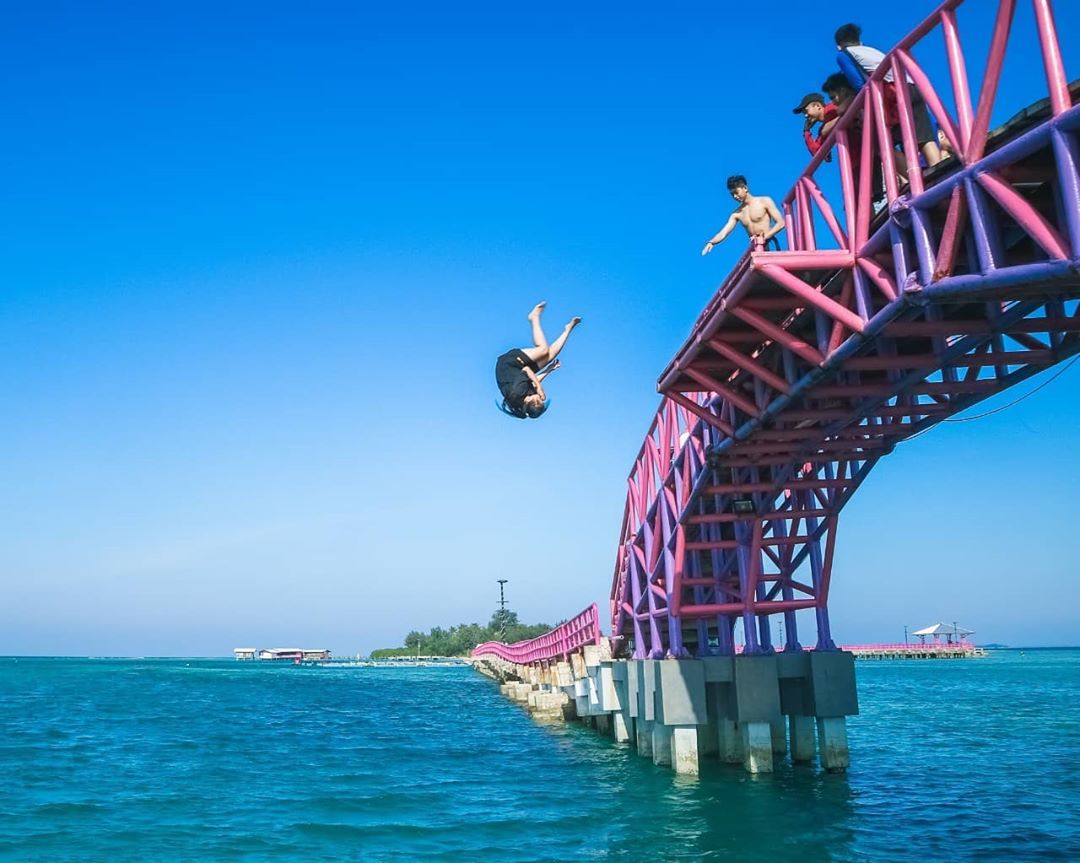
[701,175,786,255]
[495,302,581,419]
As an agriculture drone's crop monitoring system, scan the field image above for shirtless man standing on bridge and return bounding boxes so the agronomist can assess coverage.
[701,175,786,255]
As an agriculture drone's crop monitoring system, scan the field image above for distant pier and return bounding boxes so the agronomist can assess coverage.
[843,643,987,660]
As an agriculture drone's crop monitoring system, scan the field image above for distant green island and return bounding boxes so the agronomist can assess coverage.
[370,610,554,658]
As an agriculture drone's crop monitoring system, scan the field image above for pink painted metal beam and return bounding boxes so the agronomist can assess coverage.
[967,0,1016,162]
[1033,0,1070,117]
[976,171,1070,259]
[757,264,866,333]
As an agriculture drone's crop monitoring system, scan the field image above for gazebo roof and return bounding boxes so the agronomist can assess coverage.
[912,622,974,636]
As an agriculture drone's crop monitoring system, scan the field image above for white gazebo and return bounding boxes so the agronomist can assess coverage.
[912,622,974,645]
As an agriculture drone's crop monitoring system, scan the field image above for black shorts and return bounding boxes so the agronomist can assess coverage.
[495,349,538,402]
[912,94,935,145]
[892,88,935,147]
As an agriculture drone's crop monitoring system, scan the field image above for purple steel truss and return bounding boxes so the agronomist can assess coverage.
[611,0,1080,659]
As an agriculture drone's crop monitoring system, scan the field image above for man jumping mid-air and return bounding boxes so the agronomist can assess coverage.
[495,302,581,419]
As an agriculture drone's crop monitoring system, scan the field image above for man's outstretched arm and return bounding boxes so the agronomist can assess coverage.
[702,214,739,255]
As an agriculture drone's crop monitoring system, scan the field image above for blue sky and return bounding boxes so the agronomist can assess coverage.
[3,0,1079,655]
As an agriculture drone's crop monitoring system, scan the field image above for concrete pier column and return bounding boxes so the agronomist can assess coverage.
[807,651,857,772]
[732,654,781,774]
[817,717,850,772]
[671,726,700,776]
[770,715,788,756]
[594,713,612,736]
[741,721,774,774]
[697,723,718,757]
[718,718,743,764]
[610,662,634,744]
[698,683,720,759]
[652,659,707,774]
[651,723,673,766]
[789,715,816,763]
[636,720,654,757]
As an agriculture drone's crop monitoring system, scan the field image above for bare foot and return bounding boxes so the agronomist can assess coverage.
[528,302,546,320]
[566,316,582,330]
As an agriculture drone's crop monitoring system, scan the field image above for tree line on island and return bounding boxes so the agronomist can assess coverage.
[370,609,557,658]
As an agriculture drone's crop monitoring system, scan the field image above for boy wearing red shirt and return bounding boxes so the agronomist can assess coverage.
[793,92,838,157]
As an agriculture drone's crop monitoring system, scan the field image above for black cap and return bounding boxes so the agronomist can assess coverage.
[792,92,826,113]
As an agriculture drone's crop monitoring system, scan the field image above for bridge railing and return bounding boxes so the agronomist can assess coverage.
[776,0,1076,270]
[471,604,602,665]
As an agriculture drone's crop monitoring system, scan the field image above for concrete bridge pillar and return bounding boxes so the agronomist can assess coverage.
[671,727,700,776]
[697,722,718,757]
[807,650,858,772]
[718,719,743,764]
[573,677,589,719]
[741,721,773,774]
[732,654,782,774]
[651,723,673,766]
[770,715,788,755]
[636,720,654,757]
[653,660,707,775]
[702,665,744,764]
[789,715,816,763]
[817,717,850,772]
[611,662,634,744]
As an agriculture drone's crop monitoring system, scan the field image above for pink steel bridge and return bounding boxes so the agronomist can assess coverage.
[478,0,1080,665]
[472,605,602,664]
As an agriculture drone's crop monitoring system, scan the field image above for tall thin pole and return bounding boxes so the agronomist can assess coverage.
[497,579,509,641]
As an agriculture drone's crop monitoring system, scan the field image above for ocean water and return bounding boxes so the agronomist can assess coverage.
[1,650,1078,862]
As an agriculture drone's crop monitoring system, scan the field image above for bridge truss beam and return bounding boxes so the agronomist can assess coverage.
[612,0,1080,659]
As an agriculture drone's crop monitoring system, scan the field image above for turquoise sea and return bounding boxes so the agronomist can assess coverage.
[2,649,1078,862]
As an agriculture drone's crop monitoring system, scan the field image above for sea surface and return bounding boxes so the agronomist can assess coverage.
[1,649,1078,862]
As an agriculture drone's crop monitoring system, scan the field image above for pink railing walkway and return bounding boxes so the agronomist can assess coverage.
[472,604,602,664]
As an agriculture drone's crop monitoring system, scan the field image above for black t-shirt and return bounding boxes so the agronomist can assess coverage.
[495,349,539,407]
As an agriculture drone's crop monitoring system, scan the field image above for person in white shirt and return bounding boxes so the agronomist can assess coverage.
[834,23,943,167]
